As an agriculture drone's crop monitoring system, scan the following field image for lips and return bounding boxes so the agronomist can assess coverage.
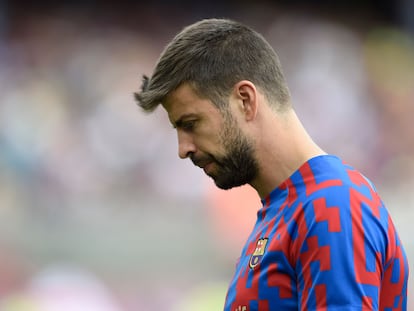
[191,156,215,173]
[194,159,212,170]
[202,162,214,174]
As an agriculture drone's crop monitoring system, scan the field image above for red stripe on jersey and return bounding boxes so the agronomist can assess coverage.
[258,299,269,310]
[267,263,293,298]
[300,236,331,284]
[299,163,342,196]
[313,197,341,232]
[301,287,309,311]
[347,169,381,218]
[290,203,308,261]
[350,188,382,286]
[299,236,331,310]
[315,284,327,310]
[362,296,374,310]
[386,214,397,262]
[379,218,407,310]
[285,178,298,205]
[231,265,261,310]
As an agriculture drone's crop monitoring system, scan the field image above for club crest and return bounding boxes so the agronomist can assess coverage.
[249,238,268,269]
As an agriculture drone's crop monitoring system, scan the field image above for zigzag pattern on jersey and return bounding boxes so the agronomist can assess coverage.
[292,162,343,310]
[347,167,408,310]
[224,156,408,311]
[229,160,346,310]
[228,184,294,311]
[229,161,346,310]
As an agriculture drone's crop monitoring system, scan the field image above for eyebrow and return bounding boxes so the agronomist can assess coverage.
[173,113,198,128]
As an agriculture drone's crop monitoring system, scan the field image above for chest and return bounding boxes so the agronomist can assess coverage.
[224,212,301,311]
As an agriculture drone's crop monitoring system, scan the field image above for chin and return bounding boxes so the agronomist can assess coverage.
[213,178,248,190]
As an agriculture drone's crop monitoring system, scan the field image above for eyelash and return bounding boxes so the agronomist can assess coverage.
[182,120,196,131]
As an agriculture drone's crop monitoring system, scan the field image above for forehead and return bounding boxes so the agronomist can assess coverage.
[162,84,221,124]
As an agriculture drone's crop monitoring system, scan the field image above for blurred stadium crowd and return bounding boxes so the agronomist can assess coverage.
[0,1,413,310]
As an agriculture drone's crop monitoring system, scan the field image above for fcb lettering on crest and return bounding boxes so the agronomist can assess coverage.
[249,238,268,269]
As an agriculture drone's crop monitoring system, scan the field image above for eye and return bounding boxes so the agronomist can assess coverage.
[181,120,196,131]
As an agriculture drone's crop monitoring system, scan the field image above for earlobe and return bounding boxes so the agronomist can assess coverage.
[235,81,258,122]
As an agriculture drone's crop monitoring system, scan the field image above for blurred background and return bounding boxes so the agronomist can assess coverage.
[0,0,413,310]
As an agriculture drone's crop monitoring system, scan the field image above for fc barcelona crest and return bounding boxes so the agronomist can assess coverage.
[249,238,268,269]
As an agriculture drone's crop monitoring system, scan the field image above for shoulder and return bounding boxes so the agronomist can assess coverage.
[296,155,380,207]
[289,156,387,230]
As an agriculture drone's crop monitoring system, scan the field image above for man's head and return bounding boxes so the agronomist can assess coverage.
[135,18,291,113]
[135,18,291,189]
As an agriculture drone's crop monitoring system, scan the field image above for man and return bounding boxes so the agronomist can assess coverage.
[135,18,408,311]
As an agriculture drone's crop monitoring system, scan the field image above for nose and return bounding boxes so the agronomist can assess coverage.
[177,130,196,159]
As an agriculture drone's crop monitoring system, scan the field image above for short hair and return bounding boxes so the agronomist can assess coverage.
[135,18,291,112]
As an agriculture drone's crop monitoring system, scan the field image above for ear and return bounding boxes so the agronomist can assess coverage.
[233,80,258,122]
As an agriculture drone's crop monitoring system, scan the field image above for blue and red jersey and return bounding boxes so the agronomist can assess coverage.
[224,155,408,311]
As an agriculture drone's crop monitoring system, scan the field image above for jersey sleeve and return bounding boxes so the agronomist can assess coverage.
[291,181,403,311]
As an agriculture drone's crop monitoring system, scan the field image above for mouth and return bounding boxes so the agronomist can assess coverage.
[196,161,213,172]
[202,161,215,175]
[191,157,215,175]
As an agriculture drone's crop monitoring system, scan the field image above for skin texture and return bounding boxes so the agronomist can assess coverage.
[163,81,326,198]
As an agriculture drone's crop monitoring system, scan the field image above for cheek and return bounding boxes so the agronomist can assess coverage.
[206,134,226,154]
[199,124,223,145]
[198,116,229,153]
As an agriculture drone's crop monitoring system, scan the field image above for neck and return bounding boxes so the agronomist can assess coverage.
[250,109,326,199]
